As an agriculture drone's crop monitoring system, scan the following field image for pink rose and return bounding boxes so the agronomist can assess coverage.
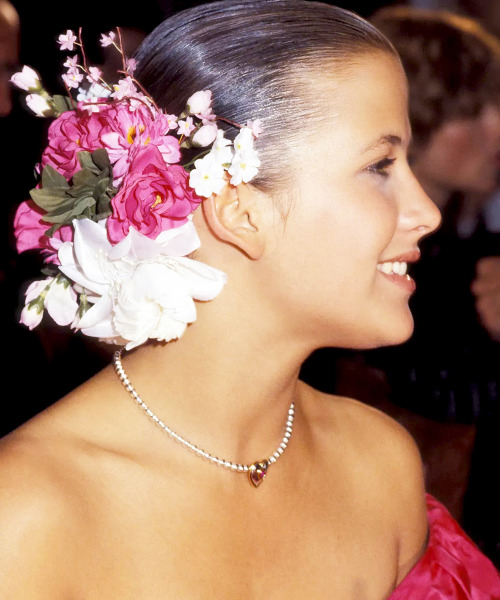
[14,200,73,263]
[41,109,106,179]
[99,103,181,185]
[107,145,202,243]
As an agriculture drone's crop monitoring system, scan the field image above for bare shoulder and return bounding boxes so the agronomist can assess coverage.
[301,384,429,580]
[0,427,82,598]
[0,366,120,598]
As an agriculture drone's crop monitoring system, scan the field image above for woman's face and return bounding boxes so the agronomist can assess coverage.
[411,104,500,202]
[264,52,441,349]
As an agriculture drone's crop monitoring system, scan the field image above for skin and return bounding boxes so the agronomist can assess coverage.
[472,256,500,342]
[0,52,440,599]
[0,1,19,117]
[411,104,500,210]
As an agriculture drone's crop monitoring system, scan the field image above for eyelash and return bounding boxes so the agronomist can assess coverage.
[368,157,396,178]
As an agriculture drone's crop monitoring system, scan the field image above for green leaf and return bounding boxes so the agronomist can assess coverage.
[30,187,68,212]
[40,164,70,191]
[51,95,74,115]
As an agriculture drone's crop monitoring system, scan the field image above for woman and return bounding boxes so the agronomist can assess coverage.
[1,1,498,597]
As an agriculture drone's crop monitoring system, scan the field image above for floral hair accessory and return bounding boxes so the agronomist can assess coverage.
[11,28,262,350]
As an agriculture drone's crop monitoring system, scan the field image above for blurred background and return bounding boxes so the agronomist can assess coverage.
[1,0,499,567]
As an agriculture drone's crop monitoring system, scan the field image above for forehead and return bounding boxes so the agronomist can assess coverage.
[307,52,410,159]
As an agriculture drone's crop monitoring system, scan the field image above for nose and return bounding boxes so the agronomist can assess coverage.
[401,168,442,237]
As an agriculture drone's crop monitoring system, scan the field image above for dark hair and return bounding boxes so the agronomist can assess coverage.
[134,0,396,193]
[370,6,500,151]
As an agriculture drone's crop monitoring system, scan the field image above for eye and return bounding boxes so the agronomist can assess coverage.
[367,157,396,178]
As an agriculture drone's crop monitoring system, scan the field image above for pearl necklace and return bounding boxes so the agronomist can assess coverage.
[113,348,295,487]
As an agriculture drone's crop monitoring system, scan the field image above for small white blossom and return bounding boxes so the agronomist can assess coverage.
[189,153,227,198]
[233,126,255,153]
[228,148,261,186]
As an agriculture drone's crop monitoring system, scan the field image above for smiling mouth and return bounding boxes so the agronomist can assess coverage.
[377,261,408,276]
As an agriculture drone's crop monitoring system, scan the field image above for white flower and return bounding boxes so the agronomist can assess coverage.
[189,153,227,198]
[76,81,111,102]
[211,130,233,165]
[186,90,212,117]
[20,279,49,329]
[80,98,101,114]
[20,276,78,330]
[228,148,261,186]
[45,277,79,326]
[191,122,218,147]
[10,65,41,91]
[25,93,53,117]
[58,219,227,349]
[233,126,255,153]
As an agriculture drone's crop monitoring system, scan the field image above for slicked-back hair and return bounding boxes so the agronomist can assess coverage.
[133,0,397,193]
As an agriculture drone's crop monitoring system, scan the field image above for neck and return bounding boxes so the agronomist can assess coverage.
[117,290,311,468]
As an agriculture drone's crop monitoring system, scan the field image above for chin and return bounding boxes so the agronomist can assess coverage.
[361,316,415,350]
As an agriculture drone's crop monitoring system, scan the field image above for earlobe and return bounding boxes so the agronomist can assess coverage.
[202,183,266,260]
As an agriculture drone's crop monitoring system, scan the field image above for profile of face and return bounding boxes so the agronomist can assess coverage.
[260,52,441,350]
[411,104,500,200]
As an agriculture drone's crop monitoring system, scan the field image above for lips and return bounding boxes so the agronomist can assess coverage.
[376,249,420,294]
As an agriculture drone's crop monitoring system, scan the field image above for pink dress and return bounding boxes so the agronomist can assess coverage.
[389,494,500,599]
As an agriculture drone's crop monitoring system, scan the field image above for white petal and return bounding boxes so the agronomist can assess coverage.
[45,281,79,326]
[174,257,227,301]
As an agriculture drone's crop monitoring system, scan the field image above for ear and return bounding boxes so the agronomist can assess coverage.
[202,182,267,260]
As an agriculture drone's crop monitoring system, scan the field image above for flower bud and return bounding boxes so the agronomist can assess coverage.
[10,66,42,92]
[186,90,212,116]
[20,299,44,330]
[191,123,218,147]
[25,93,54,117]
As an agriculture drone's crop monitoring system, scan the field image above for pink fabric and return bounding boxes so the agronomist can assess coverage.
[389,494,500,599]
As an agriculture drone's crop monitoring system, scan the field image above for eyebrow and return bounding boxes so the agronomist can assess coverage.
[359,134,403,154]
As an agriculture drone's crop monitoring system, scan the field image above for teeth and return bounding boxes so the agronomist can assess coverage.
[377,261,408,275]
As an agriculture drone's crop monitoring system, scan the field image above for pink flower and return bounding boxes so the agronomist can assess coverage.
[41,109,106,179]
[58,30,78,51]
[177,116,196,137]
[14,200,73,263]
[246,119,263,138]
[111,76,138,101]
[126,58,138,74]
[87,67,102,83]
[63,55,79,69]
[62,69,84,89]
[100,31,116,47]
[107,145,202,242]
[99,102,181,185]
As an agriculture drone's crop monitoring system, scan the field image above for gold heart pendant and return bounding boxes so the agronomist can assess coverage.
[248,460,269,487]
